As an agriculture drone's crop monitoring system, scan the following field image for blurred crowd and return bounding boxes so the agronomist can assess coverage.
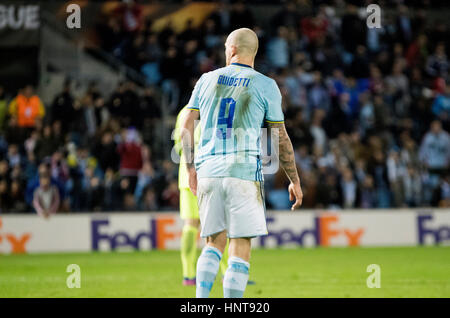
[1,0,450,214]
[0,82,180,213]
[96,0,449,209]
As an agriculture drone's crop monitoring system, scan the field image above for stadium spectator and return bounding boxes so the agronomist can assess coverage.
[229,1,255,30]
[387,150,406,207]
[340,4,366,55]
[340,167,358,209]
[32,172,60,218]
[7,144,21,168]
[50,81,74,133]
[359,175,377,208]
[270,1,301,29]
[1,1,450,212]
[113,0,143,34]
[102,168,118,211]
[432,82,450,130]
[310,109,327,155]
[140,185,159,211]
[83,166,104,212]
[316,172,342,209]
[426,42,449,79]
[26,163,64,207]
[301,10,329,45]
[117,128,143,194]
[396,5,413,46]
[405,34,428,68]
[403,165,423,207]
[92,131,120,173]
[308,72,330,115]
[9,179,26,213]
[34,125,58,162]
[433,174,450,207]
[368,150,391,208]
[141,34,163,84]
[266,26,290,69]
[134,161,154,205]
[98,15,124,54]
[419,120,450,174]
[8,85,45,131]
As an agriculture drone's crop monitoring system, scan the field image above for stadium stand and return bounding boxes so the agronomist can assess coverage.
[0,0,449,213]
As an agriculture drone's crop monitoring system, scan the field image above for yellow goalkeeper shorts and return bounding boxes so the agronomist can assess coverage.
[179,188,199,220]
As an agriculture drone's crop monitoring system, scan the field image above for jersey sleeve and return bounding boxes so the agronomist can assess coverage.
[186,74,204,111]
[264,79,284,123]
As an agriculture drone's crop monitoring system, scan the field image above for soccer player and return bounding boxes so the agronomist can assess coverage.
[174,106,230,286]
[180,28,303,298]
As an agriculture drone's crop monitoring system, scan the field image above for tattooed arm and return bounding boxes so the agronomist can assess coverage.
[267,122,303,210]
[180,109,200,195]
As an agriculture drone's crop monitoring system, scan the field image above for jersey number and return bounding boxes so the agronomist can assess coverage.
[217,97,236,139]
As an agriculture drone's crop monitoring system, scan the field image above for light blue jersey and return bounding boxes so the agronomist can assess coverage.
[187,63,284,181]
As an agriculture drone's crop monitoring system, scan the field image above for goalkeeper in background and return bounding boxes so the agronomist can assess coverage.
[174,105,229,286]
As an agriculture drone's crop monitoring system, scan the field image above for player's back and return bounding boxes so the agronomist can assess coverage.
[187,63,284,182]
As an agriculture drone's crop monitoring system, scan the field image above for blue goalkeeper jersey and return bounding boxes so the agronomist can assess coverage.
[187,63,284,182]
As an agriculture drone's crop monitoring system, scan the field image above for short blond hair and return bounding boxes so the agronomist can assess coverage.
[226,28,259,57]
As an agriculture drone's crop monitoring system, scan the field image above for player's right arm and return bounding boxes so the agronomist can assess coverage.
[267,121,303,210]
[180,74,204,195]
[180,109,199,196]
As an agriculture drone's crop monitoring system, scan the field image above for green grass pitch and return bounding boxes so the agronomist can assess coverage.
[1,247,449,298]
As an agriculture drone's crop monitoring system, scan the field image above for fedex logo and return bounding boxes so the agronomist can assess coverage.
[417,215,450,245]
[0,217,31,254]
[260,214,365,247]
[91,216,178,251]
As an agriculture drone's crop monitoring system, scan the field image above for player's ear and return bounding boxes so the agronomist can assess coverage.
[230,44,238,57]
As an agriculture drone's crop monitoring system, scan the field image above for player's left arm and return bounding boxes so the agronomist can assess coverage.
[264,78,303,210]
[267,121,303,210]
[180,109,200,195]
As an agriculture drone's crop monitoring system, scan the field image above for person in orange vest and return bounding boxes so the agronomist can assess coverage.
[8,85,45,128]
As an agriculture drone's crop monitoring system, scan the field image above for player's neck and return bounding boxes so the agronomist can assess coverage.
[229,57,254,68]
